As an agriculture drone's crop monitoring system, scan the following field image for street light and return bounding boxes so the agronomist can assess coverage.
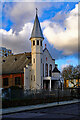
[57,80,60,104]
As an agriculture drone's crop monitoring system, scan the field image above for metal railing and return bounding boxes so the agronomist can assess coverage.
[1,87,80,101]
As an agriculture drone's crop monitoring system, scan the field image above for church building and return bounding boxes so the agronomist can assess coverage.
[1,11,64,90]
[24,12,64,90]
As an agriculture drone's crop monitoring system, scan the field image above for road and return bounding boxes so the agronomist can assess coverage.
[2,103,80,120]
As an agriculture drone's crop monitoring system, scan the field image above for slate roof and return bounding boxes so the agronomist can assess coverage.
[0,52,31,75]
[52,66,60,73]
[30,14,44,39]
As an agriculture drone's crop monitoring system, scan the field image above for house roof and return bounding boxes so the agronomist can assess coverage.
[52,66,60,73]
[30,13,44,39]
[0,52,31,75]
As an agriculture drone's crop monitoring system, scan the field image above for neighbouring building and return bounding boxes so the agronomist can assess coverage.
[0,47,13,57]
[0,53,31,89]
[64,79,80,88]
[0,12,64,90]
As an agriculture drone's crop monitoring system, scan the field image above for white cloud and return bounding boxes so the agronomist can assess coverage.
[1,3,79,57]
[0,3,2,27]
[3,2,35,32]
[66,59,73,64]
[1,2,52,54]
[0,22,33,54]
[42,4,78,55]
[3,2,52,32]
[61,64,69,71]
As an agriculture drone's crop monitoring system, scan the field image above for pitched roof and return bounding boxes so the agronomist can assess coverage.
[30,14,44,39]
[0,52,31,75]
[43,48,55,61]
[52,66,60,73]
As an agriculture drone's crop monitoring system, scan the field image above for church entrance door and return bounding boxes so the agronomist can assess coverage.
[43,80,50,90]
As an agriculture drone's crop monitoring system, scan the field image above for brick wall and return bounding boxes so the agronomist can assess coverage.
[0,73,24,89]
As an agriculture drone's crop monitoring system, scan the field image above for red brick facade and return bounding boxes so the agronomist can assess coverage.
[0,73,24,89]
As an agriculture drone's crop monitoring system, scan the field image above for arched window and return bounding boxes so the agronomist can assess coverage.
[33,41,35,46]
[45,63,48,77]
[34,75,35,81]
[43,64,44,77]
[49,64,52,77]
[37,40,39,45]
[41,58,42,63]
[33,58,35,63]
[31,75,32,80]
[41,41,42,46]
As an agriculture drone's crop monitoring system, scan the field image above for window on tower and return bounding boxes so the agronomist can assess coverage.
[33,41,35,46]
[41,58,42,63]
[34,75,35,81]
[33,58,35,63]
[41,41,42,46]
[31,75,32,80]
[37,40,39,45]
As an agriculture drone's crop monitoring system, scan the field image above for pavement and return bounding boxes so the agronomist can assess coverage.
[2,103,80,119]
[0,99,80,115]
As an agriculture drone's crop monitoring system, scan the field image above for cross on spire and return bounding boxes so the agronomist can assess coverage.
[30,8,44,39]
[36,8,38,15]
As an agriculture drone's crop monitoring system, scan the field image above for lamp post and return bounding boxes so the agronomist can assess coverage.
[58,80,59,104]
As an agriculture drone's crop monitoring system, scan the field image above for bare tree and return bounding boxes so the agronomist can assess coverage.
[62,65,80,88]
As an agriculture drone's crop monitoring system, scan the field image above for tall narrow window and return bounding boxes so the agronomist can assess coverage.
[41,76,42,88]
[43,64,44,77]
[41,41,42,46]
[41,58,42,63]
[33,41,35,46]
[15,77,21,85]
[49,64,52,77]
[31,75,32,80]
[34,75,35,81]
[37,40,39,45]
[45,63,48,77]
[33,58,35,63]
[3,78,8,86]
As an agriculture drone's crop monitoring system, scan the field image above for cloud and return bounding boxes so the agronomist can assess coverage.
[42,4,78,55]
[0,22,33,54]
[1,2,53,55]
[1,0,80,2]
[0,3,2,28]
[3,2,35,32]
[61,64,69,71]
[1,2,79,58]
[66,59,73,64]
[3,2,52,32]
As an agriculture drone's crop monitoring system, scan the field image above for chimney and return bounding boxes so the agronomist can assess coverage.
[45,44,46,48]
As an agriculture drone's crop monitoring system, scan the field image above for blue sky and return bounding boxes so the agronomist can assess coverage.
[0,1,79,71]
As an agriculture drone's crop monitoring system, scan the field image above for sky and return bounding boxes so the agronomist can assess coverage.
[0,1,80,71]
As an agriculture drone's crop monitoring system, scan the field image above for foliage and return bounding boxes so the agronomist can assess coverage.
[62,65,80,87]
[62,65,80,80]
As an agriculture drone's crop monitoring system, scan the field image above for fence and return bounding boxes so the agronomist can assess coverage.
[2,87,80,108]
[2,87,80,100]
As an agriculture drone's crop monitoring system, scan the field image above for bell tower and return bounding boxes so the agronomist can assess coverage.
[30,9,44,89]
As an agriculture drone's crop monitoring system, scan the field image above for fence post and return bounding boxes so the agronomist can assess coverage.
[58,85,59,104]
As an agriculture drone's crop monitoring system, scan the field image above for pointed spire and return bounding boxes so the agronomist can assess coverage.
[30,8,44,39]
[36,8,38,15]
